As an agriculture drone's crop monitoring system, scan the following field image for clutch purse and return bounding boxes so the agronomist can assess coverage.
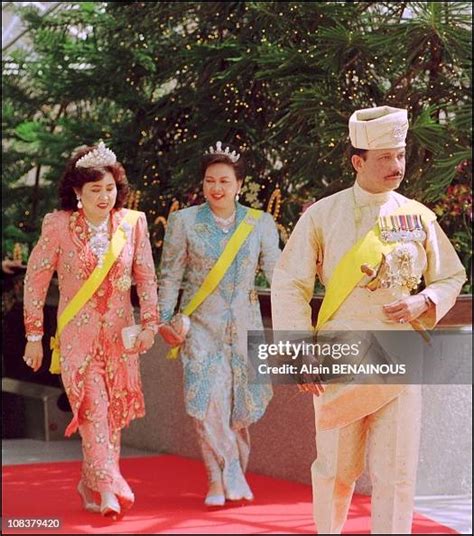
[121,324,142,349]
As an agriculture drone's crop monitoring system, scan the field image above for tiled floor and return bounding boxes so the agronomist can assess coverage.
[2,439,472,534]
[414,495,472,535]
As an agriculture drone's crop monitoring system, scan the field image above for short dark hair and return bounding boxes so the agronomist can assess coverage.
[58,144,129,210]
[349,146,368,161]
[200,143,246,182]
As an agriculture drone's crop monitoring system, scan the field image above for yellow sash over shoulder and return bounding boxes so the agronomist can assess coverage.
[167,208,263,359]
[316,200,436,330]
[49,210,141,374]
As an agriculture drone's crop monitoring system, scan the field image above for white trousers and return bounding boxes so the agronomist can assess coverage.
[311,385,422,534]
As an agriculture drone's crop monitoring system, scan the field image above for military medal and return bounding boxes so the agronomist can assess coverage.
[378,214,426,243]
[412,214,427,241]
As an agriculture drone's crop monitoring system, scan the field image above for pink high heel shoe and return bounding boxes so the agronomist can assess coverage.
[77,481,100,513]
[100,491,121,517]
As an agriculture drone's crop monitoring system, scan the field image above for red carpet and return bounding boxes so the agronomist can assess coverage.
[2,455,458,534]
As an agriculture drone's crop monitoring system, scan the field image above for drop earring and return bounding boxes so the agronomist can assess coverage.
[77,195,83,209]
[235,191,240,202]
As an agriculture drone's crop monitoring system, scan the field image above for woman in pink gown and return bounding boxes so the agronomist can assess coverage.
[22,142,159,517]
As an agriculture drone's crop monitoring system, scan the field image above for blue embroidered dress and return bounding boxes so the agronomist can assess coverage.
[159,202,280,426]
[158,202,280,493]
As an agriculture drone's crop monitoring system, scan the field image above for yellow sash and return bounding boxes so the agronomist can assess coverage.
[49,210,141,374]
[167,208,263,359]
[316,200,436,330]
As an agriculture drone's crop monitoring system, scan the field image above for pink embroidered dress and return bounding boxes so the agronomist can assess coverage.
[24,208,159,508]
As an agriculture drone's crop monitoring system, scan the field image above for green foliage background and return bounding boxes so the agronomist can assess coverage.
[2,1,472,290]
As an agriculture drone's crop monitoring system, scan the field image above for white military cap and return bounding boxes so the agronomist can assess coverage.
[349,105,409,150]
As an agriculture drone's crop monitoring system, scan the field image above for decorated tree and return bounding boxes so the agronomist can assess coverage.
[2,1,471,289]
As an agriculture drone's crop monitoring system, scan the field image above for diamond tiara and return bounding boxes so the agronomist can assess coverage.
[205,141,240,163]
[75,141,117,169]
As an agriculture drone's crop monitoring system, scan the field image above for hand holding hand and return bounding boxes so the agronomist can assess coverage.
[159,323,185,347]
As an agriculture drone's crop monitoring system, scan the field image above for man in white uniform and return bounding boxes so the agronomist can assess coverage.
[271,106,466,534]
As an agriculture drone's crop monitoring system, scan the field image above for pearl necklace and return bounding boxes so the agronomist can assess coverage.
[211,210,236,234]
[86,215,110,267]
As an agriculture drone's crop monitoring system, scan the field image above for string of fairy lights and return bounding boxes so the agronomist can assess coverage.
[10,2,471,260]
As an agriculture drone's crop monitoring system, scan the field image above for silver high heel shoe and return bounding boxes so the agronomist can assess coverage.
[204,492,226,506]
[100,491,121,517]
[225,486,254,502]
[77,481,100,513]
[204,479,225,506]
[223,461,254,501]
